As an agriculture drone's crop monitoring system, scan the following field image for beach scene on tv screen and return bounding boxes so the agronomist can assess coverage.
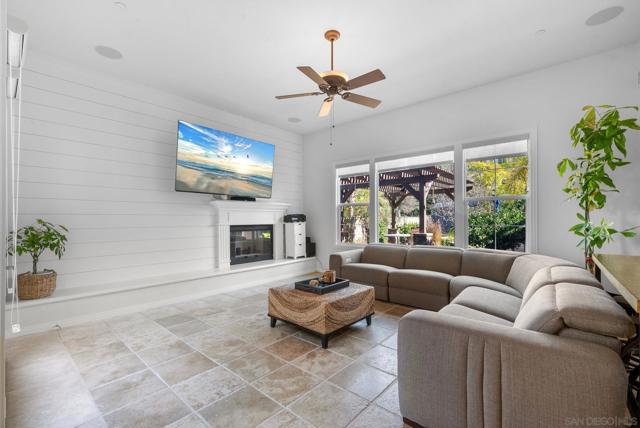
[176,121,274,198]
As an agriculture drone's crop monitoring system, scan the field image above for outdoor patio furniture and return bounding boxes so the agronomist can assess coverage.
[385,232,412,244]
[412,232,432,245]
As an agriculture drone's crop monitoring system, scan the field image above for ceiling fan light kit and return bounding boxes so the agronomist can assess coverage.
[276,29,385,118]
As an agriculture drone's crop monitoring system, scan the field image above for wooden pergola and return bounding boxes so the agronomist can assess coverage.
[340,165,470,233]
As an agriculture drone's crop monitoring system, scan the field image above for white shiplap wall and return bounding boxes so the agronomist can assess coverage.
[16,52,304,290]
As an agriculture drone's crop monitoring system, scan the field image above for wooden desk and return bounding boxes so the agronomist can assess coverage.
[593,253,640,420]
[593,254,640,420]
[593,253,640,313]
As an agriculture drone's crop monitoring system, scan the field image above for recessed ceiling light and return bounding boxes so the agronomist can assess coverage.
[287,117,302,123]
[534,29,547,37]
[585,6,624,26]
[113,1,127,9]
[95,45,123,60]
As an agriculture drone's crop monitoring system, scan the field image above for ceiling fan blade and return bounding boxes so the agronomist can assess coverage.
[342,92,381,108]
[346,69,386,90]
[275,92,322,99]
[318,98,333,117]
[297,66,329,87]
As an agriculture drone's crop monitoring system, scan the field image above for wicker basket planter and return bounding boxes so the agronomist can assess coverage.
[17,269,57,300]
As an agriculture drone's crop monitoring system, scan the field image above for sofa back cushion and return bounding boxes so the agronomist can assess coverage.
[404,247,463,276]
[513,284,564,334]
[514,282,634,338]
[506,254,577,296]
[460,249,518,284]
[520,265,601,305]
[361,245,408,269]
[555,282,634,338]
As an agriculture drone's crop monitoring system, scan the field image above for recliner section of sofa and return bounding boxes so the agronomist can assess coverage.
[337,245,407,300]
[341,263,396,300]
[388,269,451,311]
[459,248,518,283]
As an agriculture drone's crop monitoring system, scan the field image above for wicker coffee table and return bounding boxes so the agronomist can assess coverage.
[268,282,375,348]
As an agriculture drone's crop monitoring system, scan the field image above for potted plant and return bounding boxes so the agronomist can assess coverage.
[7,219,68,299]
[557,105,639,272]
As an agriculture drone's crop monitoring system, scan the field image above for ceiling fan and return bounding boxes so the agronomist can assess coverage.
[275,29,385,117]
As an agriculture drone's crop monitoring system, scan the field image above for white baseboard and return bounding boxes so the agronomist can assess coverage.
[5,257,320,336]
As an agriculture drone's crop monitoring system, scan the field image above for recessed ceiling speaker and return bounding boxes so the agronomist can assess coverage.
[585,6,624,26]
[95,45,124,60]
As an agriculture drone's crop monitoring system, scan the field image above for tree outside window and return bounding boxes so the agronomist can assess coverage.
[464,140,529,251]
[337,165,370,244]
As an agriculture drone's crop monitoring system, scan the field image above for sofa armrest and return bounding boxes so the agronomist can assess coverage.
[398,310,627,428]
[329,249,363,277]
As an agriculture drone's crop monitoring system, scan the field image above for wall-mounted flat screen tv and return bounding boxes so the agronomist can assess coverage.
[175,121,275,198]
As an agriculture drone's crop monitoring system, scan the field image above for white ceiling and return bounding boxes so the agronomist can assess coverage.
[9,0,640,135]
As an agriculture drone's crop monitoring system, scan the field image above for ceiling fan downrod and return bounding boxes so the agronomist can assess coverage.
[324,29,340,71]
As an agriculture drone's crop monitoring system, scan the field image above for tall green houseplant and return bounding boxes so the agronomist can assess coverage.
[557,105,639,271]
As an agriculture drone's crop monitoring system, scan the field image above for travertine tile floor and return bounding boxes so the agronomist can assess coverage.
[6,277,415,428]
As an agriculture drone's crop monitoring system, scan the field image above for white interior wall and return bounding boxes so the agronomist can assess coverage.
[303,42,640,268]
[15,52,304,290]
[1,0,8,420]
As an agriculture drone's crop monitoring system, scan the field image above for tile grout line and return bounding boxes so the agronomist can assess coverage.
[121,301,300,425]
[102,317,216,428]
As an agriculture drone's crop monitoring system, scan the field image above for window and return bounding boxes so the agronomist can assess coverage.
[376,151,455,246]
[336,164,370,244]
[334,135,534,252]
[464,139,529,251]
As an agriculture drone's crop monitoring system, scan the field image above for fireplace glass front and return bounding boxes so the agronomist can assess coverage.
[229,225,274,265]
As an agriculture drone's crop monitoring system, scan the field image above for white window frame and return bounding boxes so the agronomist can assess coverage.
[461,134,537,252]
[373,148,455,245]
[335,162,372,247]
[333,130,538,252]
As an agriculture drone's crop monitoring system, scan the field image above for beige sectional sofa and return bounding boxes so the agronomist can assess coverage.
[330,244,635,427]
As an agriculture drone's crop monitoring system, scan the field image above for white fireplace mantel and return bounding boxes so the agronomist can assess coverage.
[210,200,291,270]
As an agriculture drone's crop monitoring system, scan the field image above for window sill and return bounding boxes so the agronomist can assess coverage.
[334,243,367,249]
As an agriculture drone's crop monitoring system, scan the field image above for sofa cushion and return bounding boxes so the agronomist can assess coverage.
[404,247,462,276]
[439,303,513,326]
[449,275,521,300]
[506,254,577,295]
[460,249,518,283]
[361,245,407,268]
[388,269,451,295]
[450,287,522,322]
[516,282,635,338]
[341,263,397,288]
[521,265,601,305]
[389,288,449,311]
[555,282,635,339]
[514,284,563,334]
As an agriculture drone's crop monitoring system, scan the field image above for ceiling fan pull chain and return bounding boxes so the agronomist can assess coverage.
[330,105,335,146]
